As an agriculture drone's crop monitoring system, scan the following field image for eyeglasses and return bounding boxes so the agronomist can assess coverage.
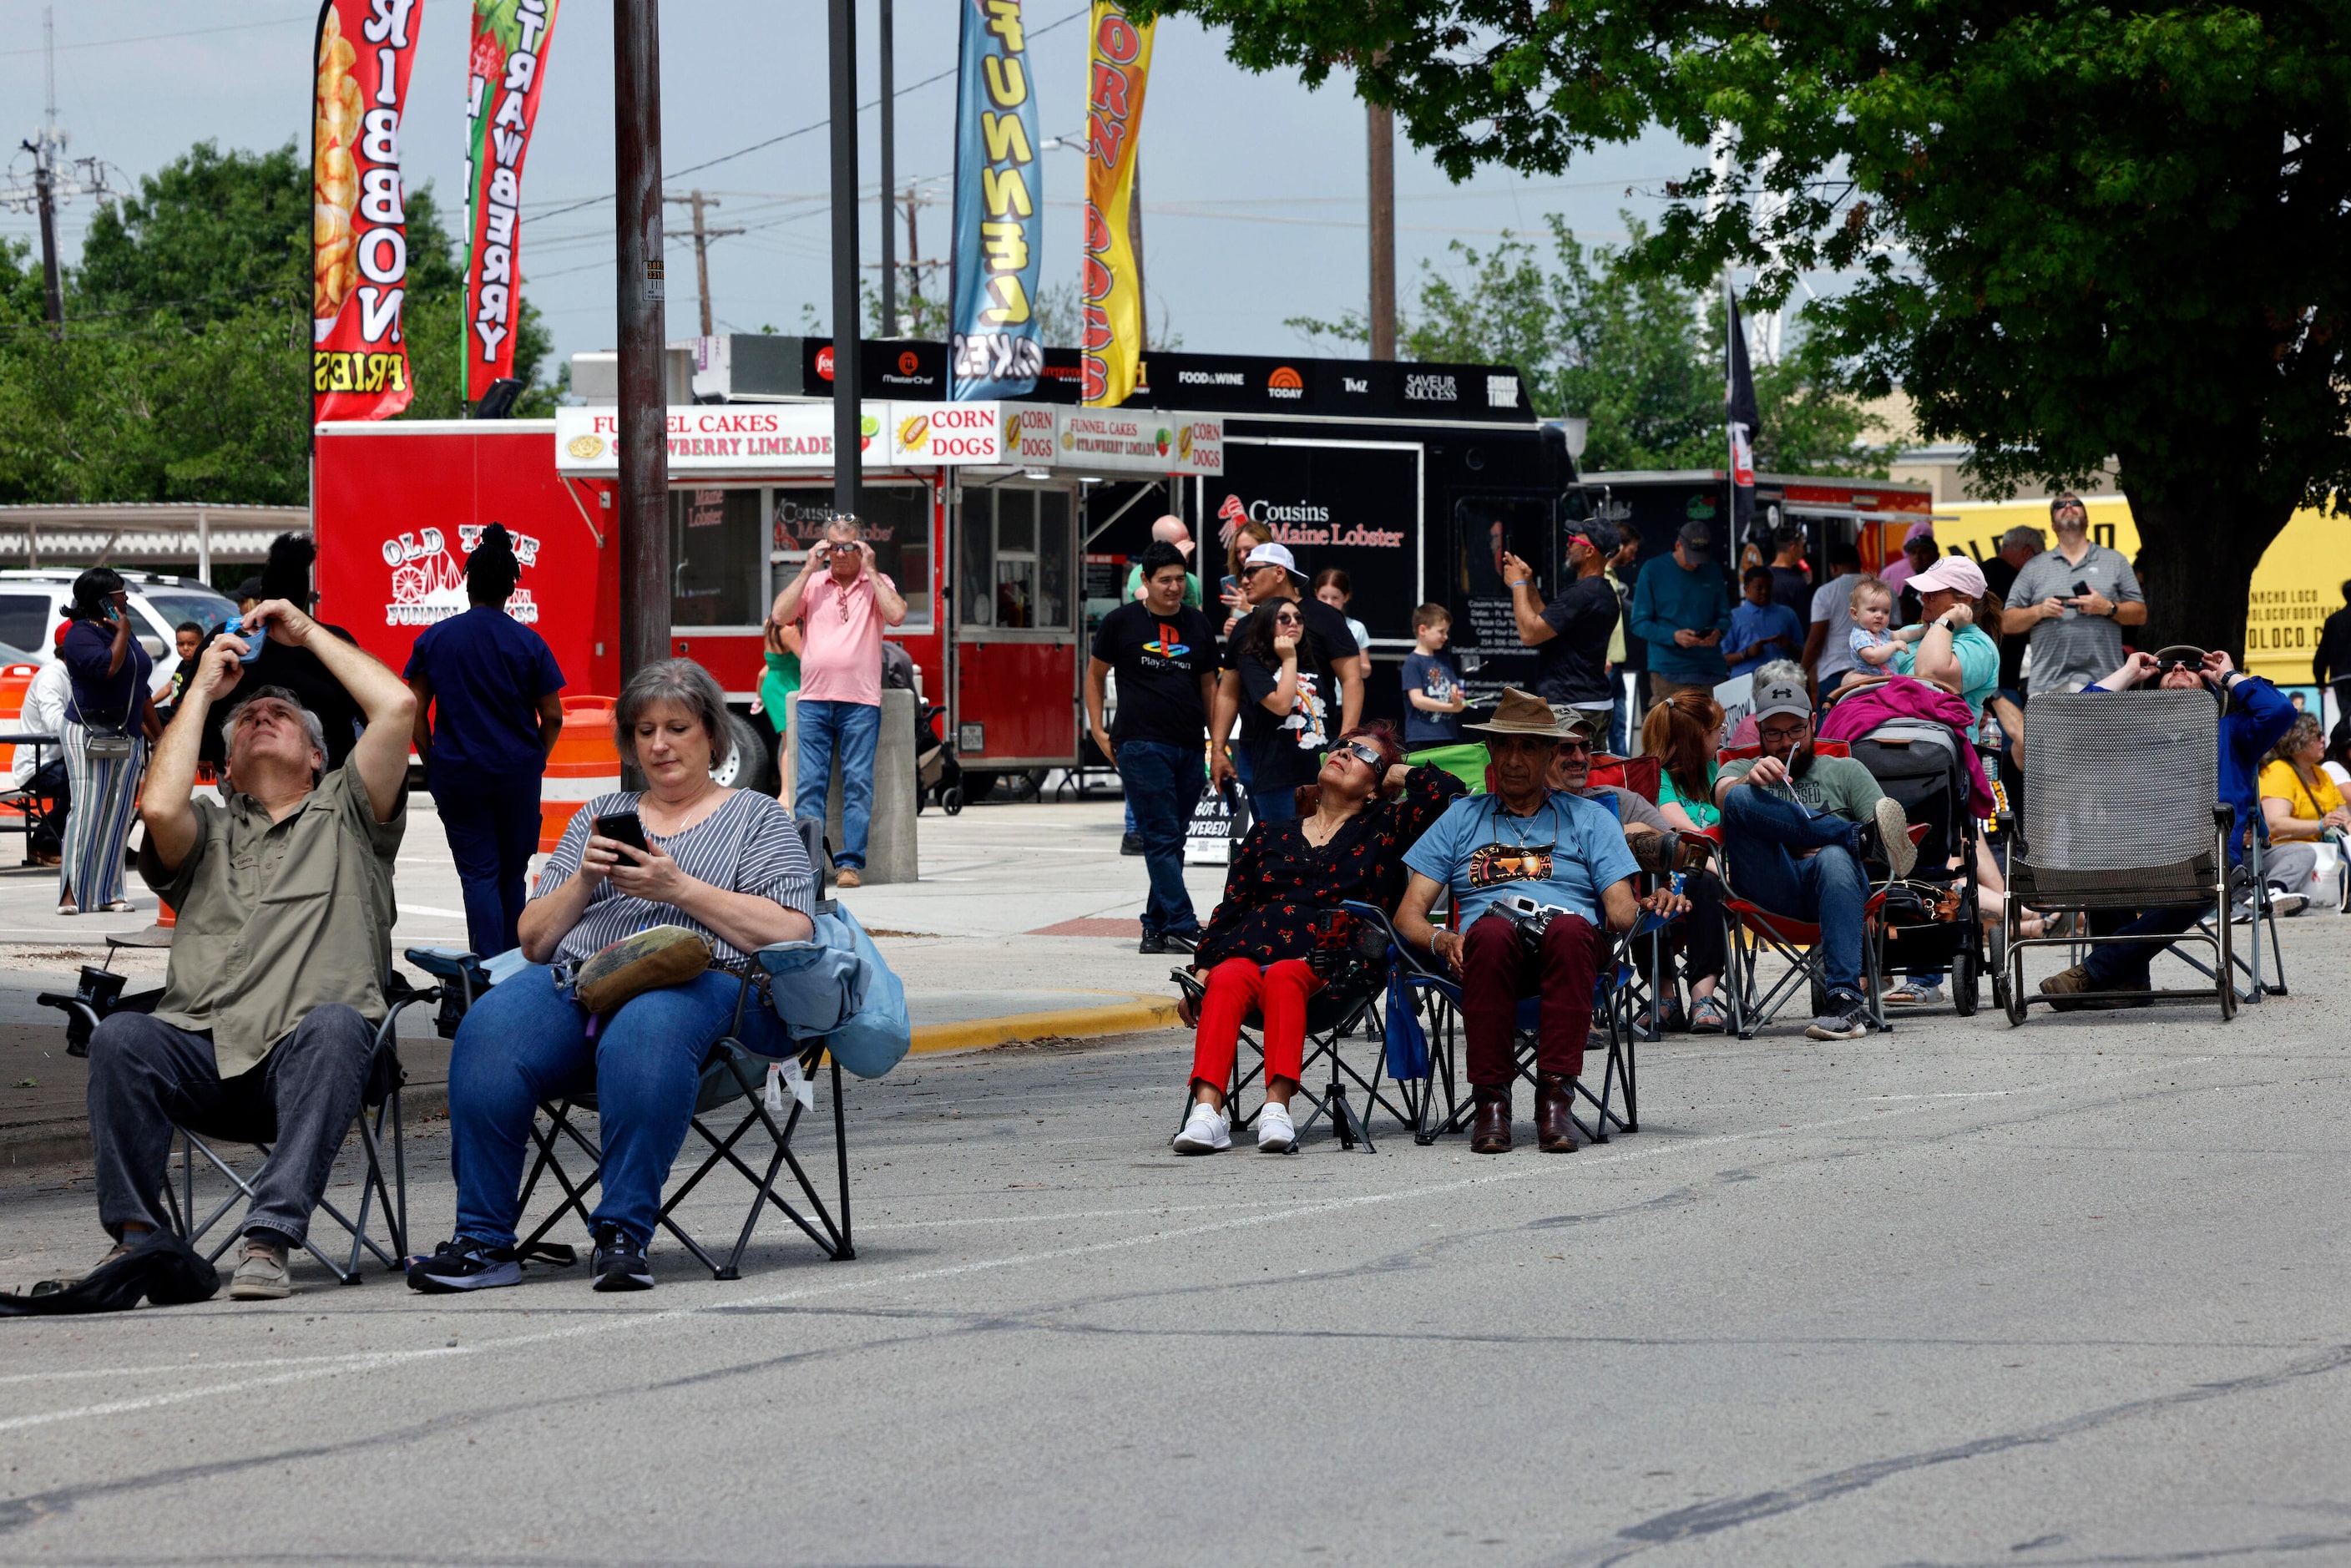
[1327,740,1384,771]
[1759,722,1809,743]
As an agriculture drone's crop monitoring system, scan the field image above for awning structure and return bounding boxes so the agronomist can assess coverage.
[0,504,309,573]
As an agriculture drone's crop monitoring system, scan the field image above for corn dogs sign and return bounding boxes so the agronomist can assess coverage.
[312,0,422,422]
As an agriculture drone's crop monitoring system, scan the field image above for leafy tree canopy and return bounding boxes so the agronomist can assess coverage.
[1150,0,2351,652]
[1294,216,1885,474]
[0,139,556,508]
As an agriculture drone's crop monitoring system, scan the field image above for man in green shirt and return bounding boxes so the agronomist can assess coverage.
[82,596,417,1301]
[1714,676,1914,1041]
[1124,516,1203,609]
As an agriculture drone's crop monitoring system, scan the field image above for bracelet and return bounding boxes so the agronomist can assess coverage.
[1509,579,1530,588]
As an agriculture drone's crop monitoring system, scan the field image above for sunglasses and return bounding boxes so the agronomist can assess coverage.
[1272,609,1303,625]
[1327,740,1384,770]
[1556,737,1595,756]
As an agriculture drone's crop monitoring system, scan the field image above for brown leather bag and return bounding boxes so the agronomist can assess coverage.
[573,925,711,1013]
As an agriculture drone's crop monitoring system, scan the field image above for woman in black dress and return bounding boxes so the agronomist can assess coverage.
[1175,721,1465,1154]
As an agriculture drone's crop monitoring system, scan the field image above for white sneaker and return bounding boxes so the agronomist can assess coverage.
[1256,1100,1297,1153]
[1172,1102,1231,1154]
[2268,891,2308,918]
[1873,797,1917,883]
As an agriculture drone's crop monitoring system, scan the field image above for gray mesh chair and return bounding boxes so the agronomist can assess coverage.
[1998,690,2235,1022]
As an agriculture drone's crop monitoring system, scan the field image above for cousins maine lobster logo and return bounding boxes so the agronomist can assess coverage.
[382,524,542,627]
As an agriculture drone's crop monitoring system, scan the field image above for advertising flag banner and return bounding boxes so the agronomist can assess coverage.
[948,0,1044,399]
[1725,283,1762,554]
[312,0,423,423]
[1081,2,1152,407]
[464,0,560,406]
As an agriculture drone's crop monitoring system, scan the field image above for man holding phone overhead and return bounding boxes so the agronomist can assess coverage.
[771,514,907,888]
[2001,493,2146,695]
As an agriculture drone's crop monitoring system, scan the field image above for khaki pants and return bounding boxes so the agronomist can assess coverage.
[1646,676,1717,708]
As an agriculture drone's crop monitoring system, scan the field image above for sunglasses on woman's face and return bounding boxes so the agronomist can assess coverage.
[1273,610,1303,626]
[1327,740,1383,771]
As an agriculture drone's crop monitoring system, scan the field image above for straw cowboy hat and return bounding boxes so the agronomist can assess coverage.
[1464,686,1594,740]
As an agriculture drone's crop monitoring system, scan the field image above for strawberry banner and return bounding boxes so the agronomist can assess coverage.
[464,0,561,407]
[312,0,423,422]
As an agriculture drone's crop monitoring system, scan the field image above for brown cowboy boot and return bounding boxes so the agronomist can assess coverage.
[1535,1074,1580,1152]
[1469,1087,1512,1154]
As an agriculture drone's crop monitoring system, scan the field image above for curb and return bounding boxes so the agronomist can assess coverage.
[910,997,1184,1055]
[0,1004,1183,1170]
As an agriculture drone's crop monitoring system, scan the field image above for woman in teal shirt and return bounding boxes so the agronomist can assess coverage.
[1891,557,2002,721]
[1644,693,1722,832]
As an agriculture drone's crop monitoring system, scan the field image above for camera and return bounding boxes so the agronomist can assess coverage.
[1500,893,1577,952]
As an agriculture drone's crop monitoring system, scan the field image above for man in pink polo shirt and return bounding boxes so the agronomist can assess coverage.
[771,514,907,888]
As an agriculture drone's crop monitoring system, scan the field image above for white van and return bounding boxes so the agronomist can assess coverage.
[0,569,241,696]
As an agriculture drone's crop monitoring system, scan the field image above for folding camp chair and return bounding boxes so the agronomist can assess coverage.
[1704,741,1896,1039]
[1346,902,1639,1148]
[39,950,435,1285]
[2164,817,2288,1006]
[1167,916,1405,1153]
[1999,689,2236,1023]
[407,821,856,1277]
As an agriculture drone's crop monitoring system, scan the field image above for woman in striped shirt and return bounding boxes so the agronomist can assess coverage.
[416,660,817,1296]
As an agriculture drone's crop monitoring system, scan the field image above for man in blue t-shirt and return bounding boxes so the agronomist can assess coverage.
[1398,688,1664,1156]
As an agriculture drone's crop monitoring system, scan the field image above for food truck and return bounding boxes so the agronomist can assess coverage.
[311,336,1930,789]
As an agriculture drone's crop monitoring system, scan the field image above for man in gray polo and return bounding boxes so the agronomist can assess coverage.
[2002,493,2146,694]
[81,597,416,1300]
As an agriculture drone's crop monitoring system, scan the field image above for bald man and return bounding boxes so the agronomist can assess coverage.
[1125,517,1203,609]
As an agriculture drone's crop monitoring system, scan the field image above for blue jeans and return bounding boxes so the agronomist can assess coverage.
[2083,906,2202,988]
[447,964,791,1248]
[430,761,544,957]
[1115,739,1202,938]
[795,698,882,869]
[1720,786,1869,1002]
[1249,785,1300,825]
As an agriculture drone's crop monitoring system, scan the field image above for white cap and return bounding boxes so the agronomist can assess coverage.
[1242,541,1300,576]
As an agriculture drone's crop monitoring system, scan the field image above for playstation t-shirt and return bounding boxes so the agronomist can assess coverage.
[1090,599,1217,748]
[1403,792,1641,930]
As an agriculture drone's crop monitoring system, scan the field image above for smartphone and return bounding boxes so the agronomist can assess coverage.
[594,811,651,858]
[221,616,264,664]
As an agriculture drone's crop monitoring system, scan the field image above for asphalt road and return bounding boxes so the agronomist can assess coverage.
[3,926,2348,1566]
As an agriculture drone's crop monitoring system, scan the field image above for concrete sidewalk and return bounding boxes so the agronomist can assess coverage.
[0,791,1215,1165]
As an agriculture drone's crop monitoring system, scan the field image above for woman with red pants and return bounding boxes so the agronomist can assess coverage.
[1174,723,1464,1154]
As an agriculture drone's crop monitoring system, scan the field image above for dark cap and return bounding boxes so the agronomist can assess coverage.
[1568,519,1620,556]
[1676,521,1713,559]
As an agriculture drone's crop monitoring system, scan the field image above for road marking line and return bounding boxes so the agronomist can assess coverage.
[0,1055,2217,1437]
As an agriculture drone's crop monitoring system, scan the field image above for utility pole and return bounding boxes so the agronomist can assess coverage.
[878,0,897,336]
[1367,100,1397,360]
[665,190,742,338]
[828,0,862,519]
[903,185,923,331]
[614,0,670,698]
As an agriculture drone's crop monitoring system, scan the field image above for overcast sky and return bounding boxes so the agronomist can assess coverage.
[0,0,1708,377]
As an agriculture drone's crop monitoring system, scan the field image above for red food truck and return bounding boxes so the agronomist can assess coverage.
[311,336,1929,797]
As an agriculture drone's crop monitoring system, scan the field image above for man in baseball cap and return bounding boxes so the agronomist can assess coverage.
[1712,675,1915,1040]
[1499,521,1621,730]
[1631,521,1734,702]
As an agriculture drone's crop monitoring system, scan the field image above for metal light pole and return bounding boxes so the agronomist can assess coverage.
[614,0,670,693]
[878,0,897,337]
[829,0,862,518]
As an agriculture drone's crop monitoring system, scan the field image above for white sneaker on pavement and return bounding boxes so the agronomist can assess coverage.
[1256,1100,1297,1153]
[1172,1101,1231,1154]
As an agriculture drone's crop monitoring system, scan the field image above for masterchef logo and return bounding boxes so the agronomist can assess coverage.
[1267,366,1304,400]
[898,350,921,376]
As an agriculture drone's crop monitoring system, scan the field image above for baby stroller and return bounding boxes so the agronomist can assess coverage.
[1843,711,1989,1014]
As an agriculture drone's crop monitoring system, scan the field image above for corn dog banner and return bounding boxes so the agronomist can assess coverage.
[312,0,422,422]
[948,0,1044,399]
[1080,2,1152,407]
[464,0,560,405]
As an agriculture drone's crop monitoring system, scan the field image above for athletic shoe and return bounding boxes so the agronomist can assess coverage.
[1256,1100,1297,1153]
[2269,891,2308,918]
[1160,930,1200,953]
[1120,833,1145,856]
[2230,900,2257,925]
[591,1224,655,1292]
[407,1236,523,1294]
[1172,1101,1231,1154]
[1805,998,1873,1041]
[1138,932,1170,955]
[228,1236,293,1301]
[1872,797,1917,883]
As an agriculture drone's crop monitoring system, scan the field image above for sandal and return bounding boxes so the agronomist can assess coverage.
[102,900,135,914]
[57,900,78,917]
[1688,995,1728,1034]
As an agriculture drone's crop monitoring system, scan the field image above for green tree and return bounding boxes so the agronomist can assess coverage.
[1151,0,2351,654]
[0,139,558,508]
[1292,216,1883,473]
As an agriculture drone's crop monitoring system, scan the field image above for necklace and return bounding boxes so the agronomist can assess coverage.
[1494,797,1555,851]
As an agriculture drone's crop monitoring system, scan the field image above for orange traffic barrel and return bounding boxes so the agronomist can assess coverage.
[539,695,621,852]
[0,661,37,779]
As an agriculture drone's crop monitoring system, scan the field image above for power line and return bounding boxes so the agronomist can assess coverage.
[0,9,316,58]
